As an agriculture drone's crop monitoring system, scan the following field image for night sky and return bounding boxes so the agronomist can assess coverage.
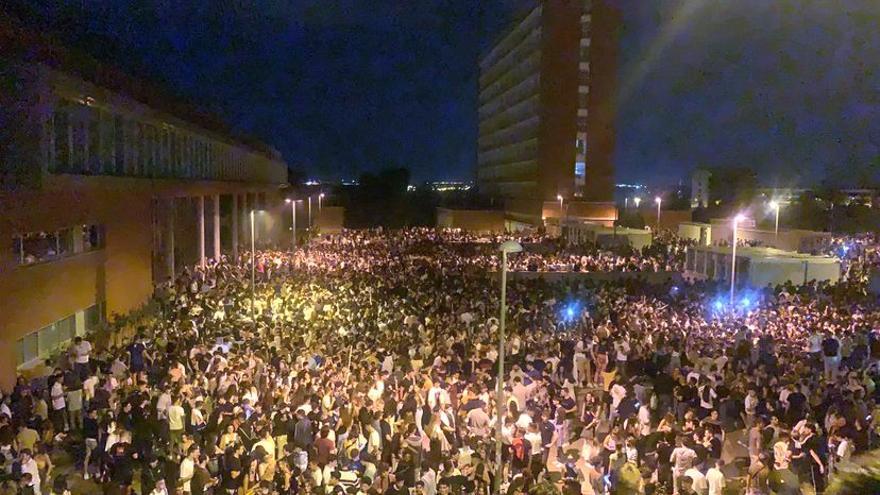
[6,0,880,186]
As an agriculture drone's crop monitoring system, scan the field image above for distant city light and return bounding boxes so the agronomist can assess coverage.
[304,180,320,186]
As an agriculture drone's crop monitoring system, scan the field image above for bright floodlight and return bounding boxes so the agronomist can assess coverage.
[769,201,779,209]
[499,240,523,254]
[556,194,563,201]
[285,198,292,203]
[734,213,746,223]
[320,193,325,198]
[655,196,661,204]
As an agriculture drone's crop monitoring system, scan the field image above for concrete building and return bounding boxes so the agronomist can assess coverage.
[684,245,841,288]
[691,169,711,208]
[476,0,621,225]
[0,24,287,386]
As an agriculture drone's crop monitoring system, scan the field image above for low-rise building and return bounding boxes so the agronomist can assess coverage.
[684,245,840,287]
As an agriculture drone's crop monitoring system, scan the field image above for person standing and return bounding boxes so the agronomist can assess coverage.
[70,337,92,380]
[20,450,41,495]
[178,445,200,495]
[670,437,697,495]
[822,332,840,382]
[706,460,725,495]
[49,375,67,433]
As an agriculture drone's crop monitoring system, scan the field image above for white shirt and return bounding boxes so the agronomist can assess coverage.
[684,467,708,494]
[179,457,195,492]
[21,457,40,495]
[706,467,725,495]
[73,340,92,364]
[51,382,65,410]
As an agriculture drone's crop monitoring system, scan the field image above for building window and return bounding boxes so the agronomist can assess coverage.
[16,305,103,367]
[12,224,105,266]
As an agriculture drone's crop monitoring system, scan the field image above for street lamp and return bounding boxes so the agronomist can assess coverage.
[285,199,301,251]
[654,196,662,229]
[319,193,325,212]
[307,196,312,229]
[634,197,641,208]
[730,213,745,305]
[249,209,264,331]
[625,197,629,209]
[769,201,780,240]
[494,240,522,495]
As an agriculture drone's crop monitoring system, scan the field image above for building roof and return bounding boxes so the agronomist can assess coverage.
[0,12,282,162]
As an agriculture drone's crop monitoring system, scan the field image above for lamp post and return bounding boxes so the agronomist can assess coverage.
[730,214,745,305]
[494,240,522,495]
[285,199,300,250]
[769,201,780,240]
[249,209,258,331]
[625,197,629,209]
[308,196,312,229]
[319,193,325,212]
[655,196,662,229]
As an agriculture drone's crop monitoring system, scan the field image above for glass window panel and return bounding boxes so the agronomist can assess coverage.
[17,332,38,365]
[56,315,75,344]
[38,322,58,357]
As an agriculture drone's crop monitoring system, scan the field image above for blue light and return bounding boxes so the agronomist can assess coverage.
[561,302,582,323]
[713,300,724,310]
[740,297,751,308]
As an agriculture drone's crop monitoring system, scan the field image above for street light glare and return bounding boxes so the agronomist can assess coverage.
[769,201,779,209]
[654,196,661,204]
[285,198,292,203]
[734,213,746,223]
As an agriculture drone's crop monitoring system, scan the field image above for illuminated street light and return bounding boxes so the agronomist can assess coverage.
[250,209,265,330]
[319,192,325,212]
[494,240,522,495]
[730,213,746,305]
[634,197,641,208]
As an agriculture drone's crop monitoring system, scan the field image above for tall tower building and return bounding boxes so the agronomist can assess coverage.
[477,0,621,225]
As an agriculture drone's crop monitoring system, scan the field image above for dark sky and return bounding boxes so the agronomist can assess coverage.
[6,0,880,186]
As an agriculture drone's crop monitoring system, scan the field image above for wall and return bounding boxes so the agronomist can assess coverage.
[678,222,712,246]
[638,209,692,230]
[710,223,831,252]
[505,270,681,285]
[436,208,505,233]
[0,175,279,389]
[316,206,345,234]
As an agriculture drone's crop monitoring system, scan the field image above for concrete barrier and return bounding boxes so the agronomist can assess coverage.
[500,270,683,284]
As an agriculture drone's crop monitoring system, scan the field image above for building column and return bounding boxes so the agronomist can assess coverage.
[198,195,206,268]
[213,194,221,261]
[167,198,175,280]
[232,194,239,260]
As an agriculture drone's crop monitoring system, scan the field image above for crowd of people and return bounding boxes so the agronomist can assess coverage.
[2,228,880,495]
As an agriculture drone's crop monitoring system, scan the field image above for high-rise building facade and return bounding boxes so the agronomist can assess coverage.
[477,0,621,224]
